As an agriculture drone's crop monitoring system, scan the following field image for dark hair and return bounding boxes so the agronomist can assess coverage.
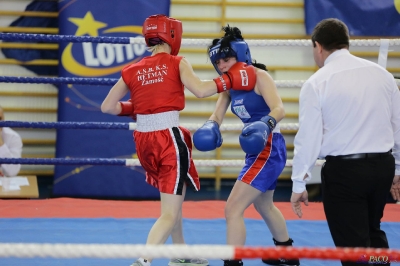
[209,25,243,52]
[311,18,350,51]
[208,25,267,71]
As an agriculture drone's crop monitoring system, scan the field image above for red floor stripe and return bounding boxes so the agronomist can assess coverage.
[0,198,399,221]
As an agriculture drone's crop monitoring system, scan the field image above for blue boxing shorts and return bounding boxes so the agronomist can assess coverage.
[238,133,286,192]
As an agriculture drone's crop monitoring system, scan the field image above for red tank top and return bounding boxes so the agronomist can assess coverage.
[121,53,185,115]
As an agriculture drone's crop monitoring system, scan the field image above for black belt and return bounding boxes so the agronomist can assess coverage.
[325,151,391,161]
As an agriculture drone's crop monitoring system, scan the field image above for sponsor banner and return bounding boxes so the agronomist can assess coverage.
[305,0,400,36]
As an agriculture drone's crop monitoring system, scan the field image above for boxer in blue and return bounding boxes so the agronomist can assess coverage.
[193,26,300,266]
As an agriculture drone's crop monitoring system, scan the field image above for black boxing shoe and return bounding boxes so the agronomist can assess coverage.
[262,238,300,266]
[223,259,243,266]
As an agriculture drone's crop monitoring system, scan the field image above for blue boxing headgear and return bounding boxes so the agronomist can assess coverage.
[209,39,252,75]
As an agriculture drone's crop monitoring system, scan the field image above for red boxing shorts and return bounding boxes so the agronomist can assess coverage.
[133,126,200,195]
[238,133,286,192]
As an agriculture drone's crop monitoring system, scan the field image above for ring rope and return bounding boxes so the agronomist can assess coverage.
[1,33,400,47]
[0,243,398,262]
[0,121,300,131]
[0,76,310,88]
[0,76,117,86]
[1,76,399,87]
[0,121,131,130]
[0,158,324,167]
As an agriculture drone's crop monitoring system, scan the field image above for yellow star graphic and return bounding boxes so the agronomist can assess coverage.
[395,0,400,14]
[68,11,107,37]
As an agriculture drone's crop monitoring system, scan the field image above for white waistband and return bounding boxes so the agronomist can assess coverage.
[136,111,180,132]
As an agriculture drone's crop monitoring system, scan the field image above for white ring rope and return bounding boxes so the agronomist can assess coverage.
[0,243,234,259]
[275,80,306,87]
[127,37,400,47]
[275,78,400,88]
[274,79,400,87]
[157,79,387,91]
[127,123,300,131]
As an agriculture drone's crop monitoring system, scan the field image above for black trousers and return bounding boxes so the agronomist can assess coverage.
[321,153,395,266]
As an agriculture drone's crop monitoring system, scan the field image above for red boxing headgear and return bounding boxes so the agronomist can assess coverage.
[142,14,183,56]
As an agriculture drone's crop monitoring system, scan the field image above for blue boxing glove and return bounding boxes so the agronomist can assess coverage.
[193,120,223,151]
[239,115,277,155]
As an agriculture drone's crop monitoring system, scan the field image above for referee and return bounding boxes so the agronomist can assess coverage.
[289,18,400,266]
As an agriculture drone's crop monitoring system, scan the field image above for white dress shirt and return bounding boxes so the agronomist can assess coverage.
[0,127,22,176]
[292,49,400,193]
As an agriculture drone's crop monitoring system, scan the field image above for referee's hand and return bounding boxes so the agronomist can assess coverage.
[390,175,400,201]
[290,190,309,218]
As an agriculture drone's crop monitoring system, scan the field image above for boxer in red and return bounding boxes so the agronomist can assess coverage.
[101,14,256,266]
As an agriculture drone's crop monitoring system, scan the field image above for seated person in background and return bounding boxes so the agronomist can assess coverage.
[0,106,22,176]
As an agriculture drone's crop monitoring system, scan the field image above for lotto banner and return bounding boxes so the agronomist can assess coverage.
[305,0,400,36]
[54,0,170,198]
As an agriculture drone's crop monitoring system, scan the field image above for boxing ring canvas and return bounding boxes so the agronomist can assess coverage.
[53,0,170,199]
[0,199,399,266]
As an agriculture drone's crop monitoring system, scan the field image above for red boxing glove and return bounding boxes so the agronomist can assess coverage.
[118,99,135,119]
[213,75,232,93]
[213,62,257,93]
[228,62,257,91]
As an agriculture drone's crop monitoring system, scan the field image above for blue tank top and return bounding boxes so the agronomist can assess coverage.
[230,89,271,123]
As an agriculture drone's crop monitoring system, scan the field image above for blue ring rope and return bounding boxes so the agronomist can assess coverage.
[0,33,137,44]
[0,121,131,129]
[0,158,126,165]
[0,76,118,85]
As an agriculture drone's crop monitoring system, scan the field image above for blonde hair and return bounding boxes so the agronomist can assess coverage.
[146,44,161,53]
[146,42,171,54]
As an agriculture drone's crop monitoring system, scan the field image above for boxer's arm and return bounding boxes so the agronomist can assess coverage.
[257,70,285,122]
[101,78,130,115]
[179,57,219,98]
[238,71,281,155]
[208,91,231,126]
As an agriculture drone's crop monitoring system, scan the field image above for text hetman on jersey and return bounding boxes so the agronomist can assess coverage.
[137,64,168,85]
